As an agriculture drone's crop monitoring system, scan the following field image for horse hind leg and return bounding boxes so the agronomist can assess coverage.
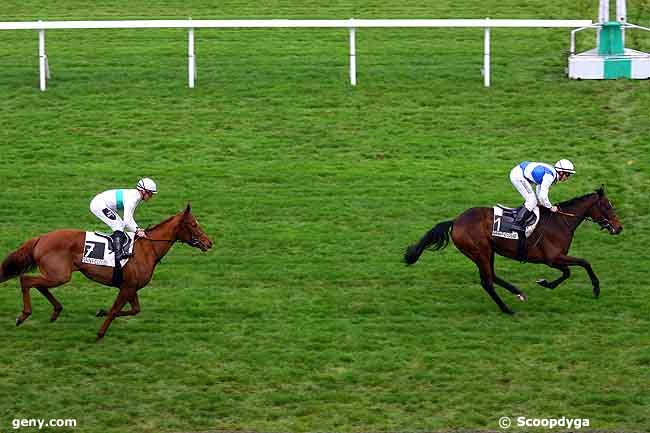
[16,278,33,326]
[466,251,514,314]
[494,275,527,302]
[480,273,515,314]
[490,252,527,301]
[16,267,71,326]
[474,252,514,314]
[454,225,515,314]
[37,287,64,321]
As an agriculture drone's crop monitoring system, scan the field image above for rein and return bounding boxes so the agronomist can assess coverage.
[555,206,578,229]
[556,209,576,217]
[556,205,612,231]
[138,236,201,247]
[135,236,201,264]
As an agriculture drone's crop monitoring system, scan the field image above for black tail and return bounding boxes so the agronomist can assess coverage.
[404,220,454,265]
[0,237,39,284]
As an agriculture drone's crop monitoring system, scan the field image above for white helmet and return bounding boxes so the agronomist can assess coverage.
[555,159,576,174]
[136,177,158,194]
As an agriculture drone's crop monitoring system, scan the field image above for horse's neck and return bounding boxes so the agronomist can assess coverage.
[146,217,180,260]
[558,193,598,232]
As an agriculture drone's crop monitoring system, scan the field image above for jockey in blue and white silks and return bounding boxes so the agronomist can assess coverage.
[509,160,575,230]
[89,178,157,260]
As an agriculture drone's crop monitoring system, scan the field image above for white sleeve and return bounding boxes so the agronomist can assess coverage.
[122,192,140,232]
[535,174,554,208]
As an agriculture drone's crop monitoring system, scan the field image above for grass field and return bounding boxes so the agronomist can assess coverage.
[1,1,649,433]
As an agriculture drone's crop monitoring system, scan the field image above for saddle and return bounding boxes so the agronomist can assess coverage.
[492,205,540,240]
[86,231,134,287]
[94,231,132,255]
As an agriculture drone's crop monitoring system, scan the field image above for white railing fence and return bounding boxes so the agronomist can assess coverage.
[0,19,592,91]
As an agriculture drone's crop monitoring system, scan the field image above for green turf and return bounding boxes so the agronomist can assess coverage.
[0,1,649,433]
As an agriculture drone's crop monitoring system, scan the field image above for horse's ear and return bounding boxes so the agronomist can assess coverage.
[597,185,605,196]
[185,203,191,213]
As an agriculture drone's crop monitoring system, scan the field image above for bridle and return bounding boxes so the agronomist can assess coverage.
[584,200,617,232]
[135,234,204,264]
[137,224,205,248]
[557,198,616,232]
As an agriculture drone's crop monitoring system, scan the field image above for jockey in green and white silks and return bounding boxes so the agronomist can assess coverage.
[89,178,157,260]
[509,160,575,231]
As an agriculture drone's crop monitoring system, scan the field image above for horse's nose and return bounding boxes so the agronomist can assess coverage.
[616,226,623,234]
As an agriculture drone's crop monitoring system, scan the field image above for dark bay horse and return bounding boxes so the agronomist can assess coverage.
[0,204,213,339]
[404,187,622,314]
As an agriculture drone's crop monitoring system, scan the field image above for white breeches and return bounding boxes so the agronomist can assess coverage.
[510,166,538,212]
[90,198,125,232]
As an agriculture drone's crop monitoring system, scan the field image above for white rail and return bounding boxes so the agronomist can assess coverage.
[0,19,592,90]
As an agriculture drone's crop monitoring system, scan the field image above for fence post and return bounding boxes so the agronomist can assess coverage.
[188,23,196,88]
[483,18,491,87]
[617,0,627,44]
[349,22,357,86]
[38,23,47,91]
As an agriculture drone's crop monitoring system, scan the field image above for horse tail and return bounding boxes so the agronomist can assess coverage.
[404,220,454,265]
[0,237,39,283]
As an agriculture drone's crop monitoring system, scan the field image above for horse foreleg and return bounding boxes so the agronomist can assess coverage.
[96,290,130,341]
[537,265,571,290]
[551,255,600,297]
[96,293,141,317]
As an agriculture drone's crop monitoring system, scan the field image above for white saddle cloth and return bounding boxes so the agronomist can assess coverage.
[81,232,135,267]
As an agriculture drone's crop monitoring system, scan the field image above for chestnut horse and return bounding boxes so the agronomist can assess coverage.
[0,204,213,339]
[404,187,622,314]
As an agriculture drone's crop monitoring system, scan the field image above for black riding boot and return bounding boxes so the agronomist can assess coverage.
[512,207,533,232]
[112,230,127,262]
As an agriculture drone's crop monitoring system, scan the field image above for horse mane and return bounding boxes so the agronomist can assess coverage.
[558,187,603,208]
[145,212,181,231]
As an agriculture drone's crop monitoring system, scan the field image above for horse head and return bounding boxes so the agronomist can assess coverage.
[176,203,214,251]
[585,186,623,235]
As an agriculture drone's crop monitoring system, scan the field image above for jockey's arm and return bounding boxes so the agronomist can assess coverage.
[535,174,555,208]
[122,199,139,232]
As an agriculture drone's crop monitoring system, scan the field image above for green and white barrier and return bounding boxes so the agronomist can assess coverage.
[568,0,650,80]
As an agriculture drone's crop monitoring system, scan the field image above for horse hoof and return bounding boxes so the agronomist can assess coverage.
[96,309,107,317]
[50,308,63,322]
[536,279,552,289]
[96,334,104,342]
[517,294,527,302]
[593,288,600,298]
[15,312,30,326]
